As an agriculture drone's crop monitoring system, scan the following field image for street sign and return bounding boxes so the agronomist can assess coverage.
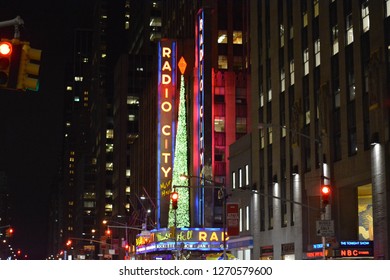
[316,220,334,236]
[226,203,239,237]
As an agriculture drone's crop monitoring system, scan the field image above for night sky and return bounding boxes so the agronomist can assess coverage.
[0,0,94,259]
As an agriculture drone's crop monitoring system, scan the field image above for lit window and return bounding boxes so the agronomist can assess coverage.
[332,25,339,55]
[303,48,309,75]
[246,205,250,231]
[280,25,284,47]
[305,110,310,125]
[105,204,113,211]
[106,129,114,139]
[280,68,285,92]
[127,96,139,105]
[346,13,354,45]
[218,30,228,43]
[218,55,228,69]
[361,1,370,32]
[232,171,236,189]
[214,116,225,132]
[314,0,319,17]
[105,190,113,198]
[233,31,242,44]
[268,127,273,144]
[150,17,161,27]
[245,165,249,186]
[260,92,264,107]
[387,0,390,17]
[314,39,320,67]
[239,208,243,232]
[289,60,295,85]
[106,143,113,153]
[239,168,243,188]
[303,11,308,27]
[260,127,265,149]
[106,162,113,171]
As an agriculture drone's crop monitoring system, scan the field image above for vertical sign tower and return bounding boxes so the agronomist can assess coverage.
[157,39,177,228]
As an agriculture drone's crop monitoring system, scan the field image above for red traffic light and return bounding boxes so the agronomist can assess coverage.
[5,227,14,237]
[321,185,331,206]
[0,42,12,56]
[66,240,72,247]
[0,41,13,86]
[171,191,178,210]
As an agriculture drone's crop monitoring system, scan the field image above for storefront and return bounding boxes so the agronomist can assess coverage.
[305,240,374,259]
[228,236,253,260]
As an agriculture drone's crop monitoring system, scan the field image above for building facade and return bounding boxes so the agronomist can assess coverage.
[248,0,390,260]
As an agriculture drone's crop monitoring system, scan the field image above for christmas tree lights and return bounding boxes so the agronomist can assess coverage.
[168,73,190,228]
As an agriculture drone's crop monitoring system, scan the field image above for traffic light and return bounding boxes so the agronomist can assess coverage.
[66,239,72,247]
[5,227,14,237]
[17,42,42,91]
[321,185,331,206]
[105,228,111,236]
[171,191,178,210]
[0,40,13,87]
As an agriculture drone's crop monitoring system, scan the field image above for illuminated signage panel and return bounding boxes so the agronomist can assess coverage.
[136,228,227,254]
[157,39,176,228]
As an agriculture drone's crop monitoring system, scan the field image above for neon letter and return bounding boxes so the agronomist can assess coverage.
[162,74,171,84]
[161,166,172,177]
[162,125,171,135]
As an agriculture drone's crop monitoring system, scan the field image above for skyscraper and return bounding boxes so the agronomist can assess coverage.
[249,0,390,260]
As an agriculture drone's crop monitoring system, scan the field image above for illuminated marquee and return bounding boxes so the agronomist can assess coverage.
[136,228,228,254]
[157,39,176,228]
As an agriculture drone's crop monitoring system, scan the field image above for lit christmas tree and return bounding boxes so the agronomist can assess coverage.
[168,58,190,228]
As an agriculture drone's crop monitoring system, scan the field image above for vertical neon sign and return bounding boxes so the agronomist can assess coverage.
[196,10,205,226]
[157,39,176,228]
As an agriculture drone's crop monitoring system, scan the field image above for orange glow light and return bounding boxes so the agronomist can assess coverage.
[0,42,12,56]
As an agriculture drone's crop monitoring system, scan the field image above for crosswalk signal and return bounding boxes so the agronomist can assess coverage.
[171,191,178,210]
[0,41,13,87]
[17,42,42,91]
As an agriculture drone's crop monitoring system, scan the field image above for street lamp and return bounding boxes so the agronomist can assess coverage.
[179,174,228,260]
[102,218,130,259]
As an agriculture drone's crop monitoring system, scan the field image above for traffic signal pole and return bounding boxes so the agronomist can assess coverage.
[0,16,24,39]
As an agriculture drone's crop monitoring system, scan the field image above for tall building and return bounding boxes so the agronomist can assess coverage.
[248,0,390,259]
[59,28,94,259]
[157,0,251,229]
